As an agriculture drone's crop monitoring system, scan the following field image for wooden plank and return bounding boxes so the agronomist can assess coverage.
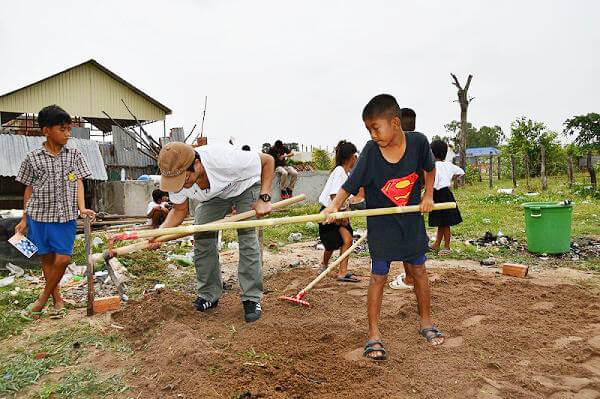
[84,217,94,316]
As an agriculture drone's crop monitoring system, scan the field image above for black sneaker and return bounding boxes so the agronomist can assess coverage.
[242,300,262,322]
[286,188,293,197]
[194,297,218,312]
[281,189,288,199]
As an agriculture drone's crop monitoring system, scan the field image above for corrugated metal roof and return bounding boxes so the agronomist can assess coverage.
[466,147,500,157]
[0,134,108,180]
[0,59,171,121]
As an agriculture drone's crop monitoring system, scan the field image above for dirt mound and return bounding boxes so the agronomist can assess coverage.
[113,266,600,398]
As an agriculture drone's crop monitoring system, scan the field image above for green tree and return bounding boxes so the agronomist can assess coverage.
[506,117,564,176]
[563,113,600,190]
[444,120,476,149]
[444,121,504,148]
[472,125,505,147]
[563,113,600,151]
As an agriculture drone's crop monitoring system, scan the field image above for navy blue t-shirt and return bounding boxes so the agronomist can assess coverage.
[342,133,435,261]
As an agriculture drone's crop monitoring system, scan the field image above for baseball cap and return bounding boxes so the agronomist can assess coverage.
[158,142,196,192]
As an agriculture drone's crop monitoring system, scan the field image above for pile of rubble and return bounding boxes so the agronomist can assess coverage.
[469,232,600,262]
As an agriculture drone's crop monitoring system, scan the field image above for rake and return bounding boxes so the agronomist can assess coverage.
[279,233,368,307]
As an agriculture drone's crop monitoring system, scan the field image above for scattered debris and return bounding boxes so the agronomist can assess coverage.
[305,222,317,229]
[470,232,518,249]
[154,283,165,290]
[497,188,513,194]
[227,241,240,250]
[288,233,303,242]
[167,264,178,272]
[5,263,24,277]
[315,243,325,251]
[168,254,193,267]
[92,236,104,247]
[289,260,302,268]
[0,276,14,288]
[480,257,496,266]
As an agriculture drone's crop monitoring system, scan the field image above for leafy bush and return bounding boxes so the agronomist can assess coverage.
[312,148,332,170]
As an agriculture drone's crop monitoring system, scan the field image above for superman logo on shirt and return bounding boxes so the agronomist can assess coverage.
[380,172,418,206]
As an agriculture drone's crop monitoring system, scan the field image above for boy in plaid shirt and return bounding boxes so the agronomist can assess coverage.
[15,105,96,318]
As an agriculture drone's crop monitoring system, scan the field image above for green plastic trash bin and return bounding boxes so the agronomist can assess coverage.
[522,201,573,254]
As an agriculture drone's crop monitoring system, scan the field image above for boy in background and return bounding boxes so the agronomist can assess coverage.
[15,105,95,318]
[322,94,444,361]
[146,189,171,227]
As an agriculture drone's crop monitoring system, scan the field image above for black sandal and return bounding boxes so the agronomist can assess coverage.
[337,272,360,283]
[363,340,387,361]
[419,326,444,344]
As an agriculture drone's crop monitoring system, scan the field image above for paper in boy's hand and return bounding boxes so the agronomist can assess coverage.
[8,233,38,258]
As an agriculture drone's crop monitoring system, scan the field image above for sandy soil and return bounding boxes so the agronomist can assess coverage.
[108,249,600,399]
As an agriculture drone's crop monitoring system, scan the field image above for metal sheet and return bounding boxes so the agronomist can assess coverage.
[0,134,107,180]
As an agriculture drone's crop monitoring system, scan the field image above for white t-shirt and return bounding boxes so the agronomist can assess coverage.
[169,145,261,204]
[319,166,349,207]
[434,161,465,190]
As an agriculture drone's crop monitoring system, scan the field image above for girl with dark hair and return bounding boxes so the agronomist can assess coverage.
[316,140,360,282]
[428,139,464,255]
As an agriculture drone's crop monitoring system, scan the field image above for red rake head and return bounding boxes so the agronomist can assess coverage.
[278,291,310,307]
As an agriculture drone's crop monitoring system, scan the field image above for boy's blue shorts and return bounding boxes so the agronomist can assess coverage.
[27,216,77,256]
[371,255,427,276]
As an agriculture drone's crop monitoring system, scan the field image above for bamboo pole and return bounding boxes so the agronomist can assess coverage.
[111,202,457,241]
[89,194,306,264]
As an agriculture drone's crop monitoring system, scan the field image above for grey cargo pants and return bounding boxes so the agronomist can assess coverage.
[193,183,262,303]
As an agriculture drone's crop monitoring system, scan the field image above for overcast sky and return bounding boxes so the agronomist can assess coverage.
[1,0,598,151]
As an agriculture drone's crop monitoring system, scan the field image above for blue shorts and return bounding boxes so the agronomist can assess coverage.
[371,255,427,276]
[27,216,77,256]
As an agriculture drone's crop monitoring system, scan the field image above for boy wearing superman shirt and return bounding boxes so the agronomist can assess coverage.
[322,94,444,361]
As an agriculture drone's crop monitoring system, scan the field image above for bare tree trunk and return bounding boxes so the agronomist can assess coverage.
[540,146,547,191]
[567,156,574,189]
[511,155,516,188]
[451,73,474,186]
[489,154,493,188]
[588,151,597,192]
[497,156,501,180]
[524,153,530,190]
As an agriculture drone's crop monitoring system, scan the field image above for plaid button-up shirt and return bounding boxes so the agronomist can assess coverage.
[16,143,91,223]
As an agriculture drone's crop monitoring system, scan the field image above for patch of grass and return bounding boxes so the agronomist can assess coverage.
[0,324,131,395]
[37,368,129,399]
[0,284,39,340]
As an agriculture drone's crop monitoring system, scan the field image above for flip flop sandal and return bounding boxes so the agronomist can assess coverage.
[21,303,43,321]
[389,273,413,290]
[419,326,445,345]
[438,249,451,256]
[363,340,387,361]
[337,272,360,282]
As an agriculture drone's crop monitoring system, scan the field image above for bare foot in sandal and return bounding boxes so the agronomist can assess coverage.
[420,325,445,346]
[363,339,387,361]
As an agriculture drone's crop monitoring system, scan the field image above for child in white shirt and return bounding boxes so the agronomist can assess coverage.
[146,189,171,227]
[428,140,464,255]
[317,141,360,282]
